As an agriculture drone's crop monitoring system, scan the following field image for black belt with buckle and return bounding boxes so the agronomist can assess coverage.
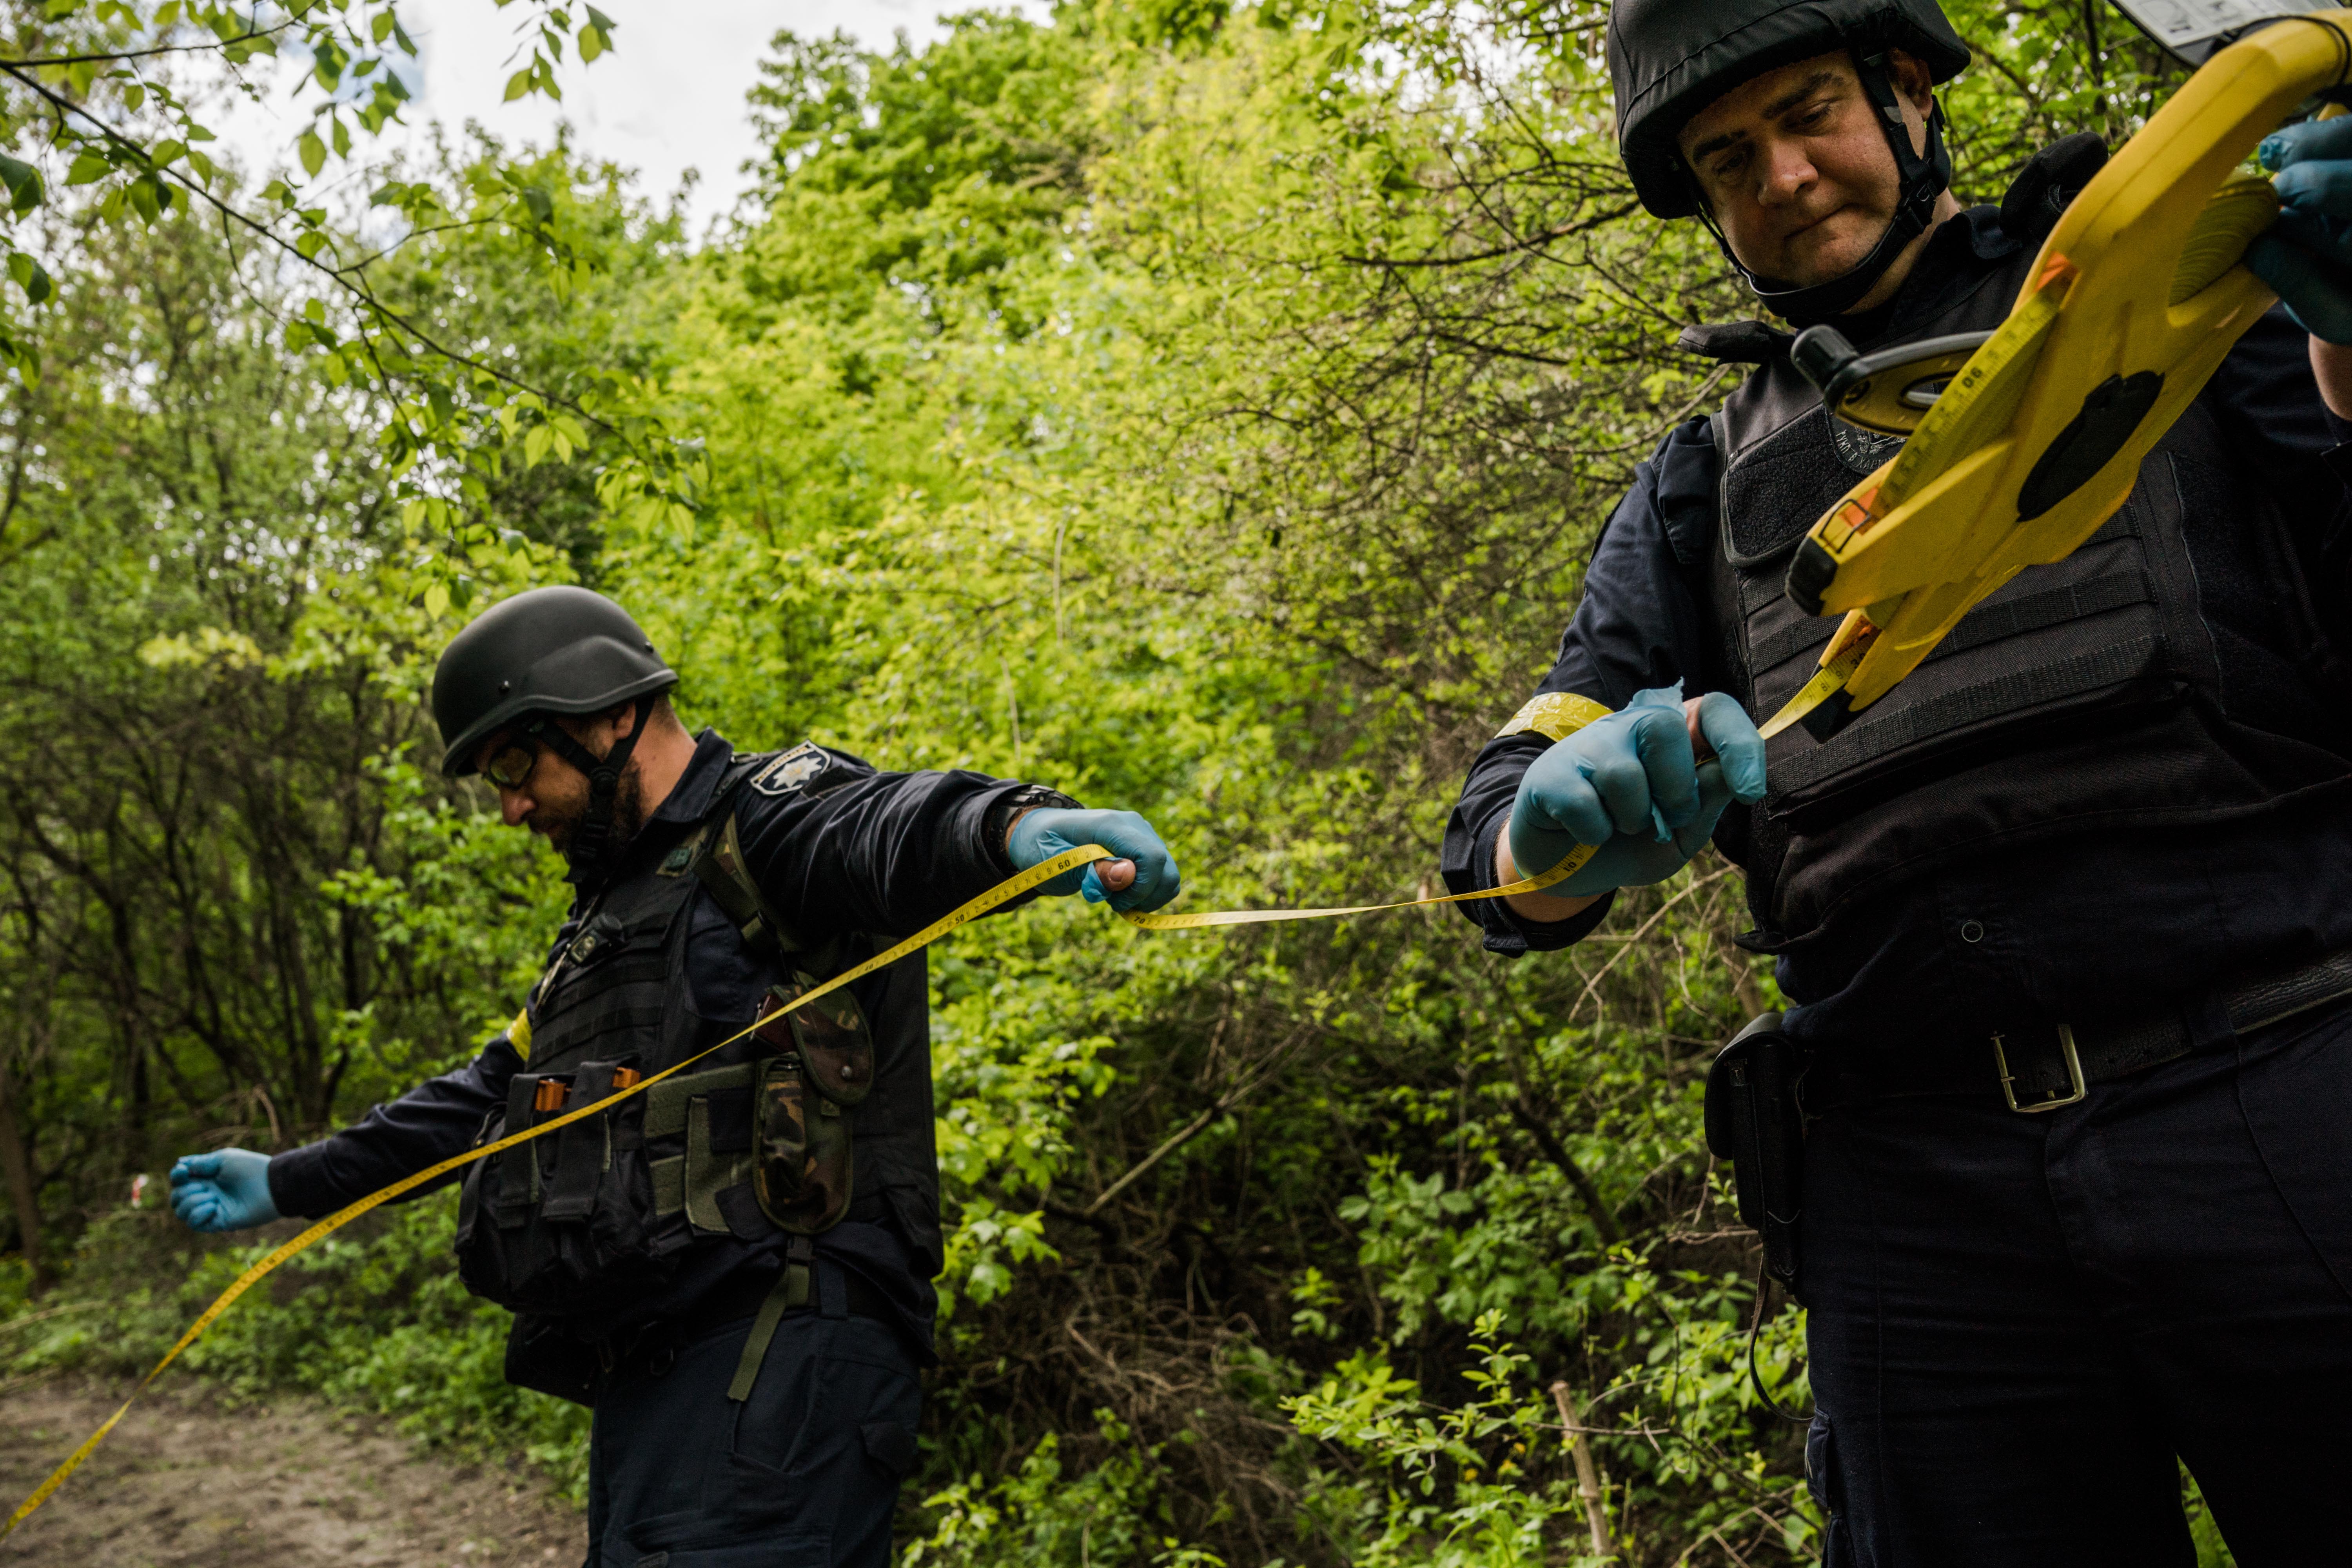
[601,1261,895,1382]
[1806,944,2352,1116]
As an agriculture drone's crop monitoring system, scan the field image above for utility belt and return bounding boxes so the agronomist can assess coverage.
[505,1246,897,1408]
[1704,943,2352,1297]
[608,1246,896,1395]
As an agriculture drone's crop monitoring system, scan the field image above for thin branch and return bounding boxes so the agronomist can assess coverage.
[0,20,294,69]
[1085,1025,1311,1216]
[1572,865,1734,1023]
[0,58,622,438]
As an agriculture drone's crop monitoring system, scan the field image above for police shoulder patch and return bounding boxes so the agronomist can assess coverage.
[749,742,831,797]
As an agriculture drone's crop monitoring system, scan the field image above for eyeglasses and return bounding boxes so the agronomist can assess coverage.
[481,739,540,790]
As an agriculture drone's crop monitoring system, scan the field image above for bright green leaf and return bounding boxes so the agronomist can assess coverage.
[298,131,326,178]
[7,252,51,305]
[0,153,43,215]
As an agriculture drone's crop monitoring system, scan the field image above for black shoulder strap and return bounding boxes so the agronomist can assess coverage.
[683,756,840,974]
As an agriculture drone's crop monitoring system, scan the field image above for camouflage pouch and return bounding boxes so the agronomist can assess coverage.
[747,975,873,1232]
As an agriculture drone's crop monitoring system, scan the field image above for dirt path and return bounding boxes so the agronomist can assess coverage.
[0,1374,584,1566]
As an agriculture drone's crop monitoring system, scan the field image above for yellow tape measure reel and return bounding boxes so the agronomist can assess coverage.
[1759,12,2352,741]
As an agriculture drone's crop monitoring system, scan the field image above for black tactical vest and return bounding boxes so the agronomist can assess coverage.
[1709,243,2352,945]
[453,753,938,1318]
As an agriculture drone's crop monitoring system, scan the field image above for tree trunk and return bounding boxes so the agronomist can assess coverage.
[1550,1381,1614,1559]
[0,1058,47,1293]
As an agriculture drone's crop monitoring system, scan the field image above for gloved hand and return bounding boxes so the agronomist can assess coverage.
[169,1148,281,1233]
[2249,116,2352,344]
[1007,807,1181,913]
[1507,684,1767,897]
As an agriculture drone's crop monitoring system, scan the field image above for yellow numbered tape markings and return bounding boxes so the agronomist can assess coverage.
[4,836,1597,1538]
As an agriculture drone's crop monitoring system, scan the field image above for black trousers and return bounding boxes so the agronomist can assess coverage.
[1803,999,2352,1566]
[584,1292,922,1567]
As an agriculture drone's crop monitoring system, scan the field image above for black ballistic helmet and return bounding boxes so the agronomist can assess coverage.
[1610,0,1973,321]
[432,585,677,777]
[434,586,680,887]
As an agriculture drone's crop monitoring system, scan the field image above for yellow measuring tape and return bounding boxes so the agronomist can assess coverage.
[4,830,1599,1537]
[1761,11,2352,737]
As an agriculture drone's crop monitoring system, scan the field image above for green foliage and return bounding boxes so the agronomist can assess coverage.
[0,0,2250,1562]
[909,1412,1203,1568]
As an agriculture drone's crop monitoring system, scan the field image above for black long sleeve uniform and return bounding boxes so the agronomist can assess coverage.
[269,730,1042,1348]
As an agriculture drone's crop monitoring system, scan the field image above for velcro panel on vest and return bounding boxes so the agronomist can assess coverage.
[1724,410,1855,562]
[645,1063,757,1222]
[540,1060,620,1222]
[651,1158,684,1217]
[495,1073,542,1230]
[644,1063,757,1139]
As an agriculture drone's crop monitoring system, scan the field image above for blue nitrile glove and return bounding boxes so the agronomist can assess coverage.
[1507,684,1767,897]
[1007,807,1181,913]
[169,1148,281,1233]
[2249,116,2352,344]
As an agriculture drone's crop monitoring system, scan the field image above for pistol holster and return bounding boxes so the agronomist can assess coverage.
[1705,1011,1807,1296]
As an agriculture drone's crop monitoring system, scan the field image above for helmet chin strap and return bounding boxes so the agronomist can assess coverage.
[528,697,657,887]
[1691,46,1955,328]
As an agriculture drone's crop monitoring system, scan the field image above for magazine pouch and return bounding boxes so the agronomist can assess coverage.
[455,1057,662,1315]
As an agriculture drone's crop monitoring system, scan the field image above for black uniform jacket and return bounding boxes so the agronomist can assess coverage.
[269,730,1042,1349]
[1442,205,2352,1051]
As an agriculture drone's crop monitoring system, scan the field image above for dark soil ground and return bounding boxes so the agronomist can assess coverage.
[0,1374,583,1566]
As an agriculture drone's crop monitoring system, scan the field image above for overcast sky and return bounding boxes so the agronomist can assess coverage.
[216,0,1043,240]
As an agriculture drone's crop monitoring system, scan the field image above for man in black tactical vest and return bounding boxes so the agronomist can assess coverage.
[1441,2,2352,1561]
[167,585,1181,1566]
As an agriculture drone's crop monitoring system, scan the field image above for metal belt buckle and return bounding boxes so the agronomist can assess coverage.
[1993,1025,2087,1114]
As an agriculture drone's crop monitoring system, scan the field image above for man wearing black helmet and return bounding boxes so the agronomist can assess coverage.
[168,584,1182,1567]
[1443,1,2352,1562]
